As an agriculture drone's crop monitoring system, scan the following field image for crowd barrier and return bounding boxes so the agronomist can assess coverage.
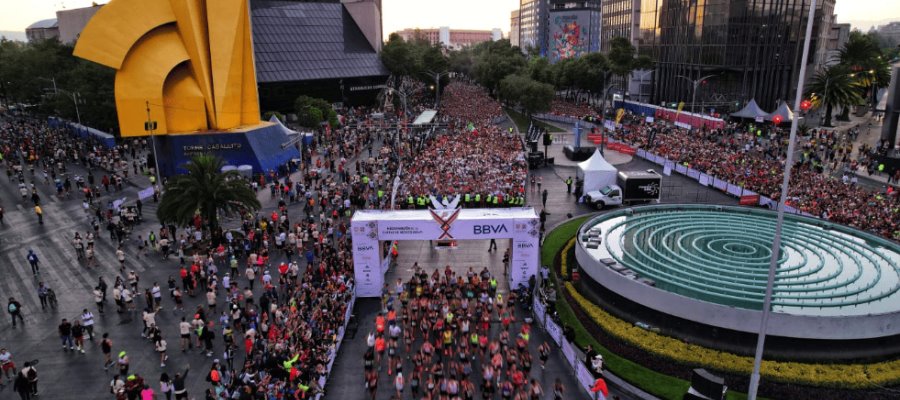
[532,295,607,399]
[316,293,356,400]
[624,139,814,216]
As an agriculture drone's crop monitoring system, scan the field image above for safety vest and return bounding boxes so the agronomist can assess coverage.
[490,278,497,289]
[475,194,481,202]
[377,189,384,198]
[417,197,426,206]
[407,196,414,204]
[565,178,572,185]
[470,332,479,345]
[362,176,369,184]
[465,194,471,202]
[486,194,492,203]
[493,196,499,205]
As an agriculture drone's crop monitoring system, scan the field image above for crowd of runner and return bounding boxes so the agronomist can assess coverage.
[399,82,527,208]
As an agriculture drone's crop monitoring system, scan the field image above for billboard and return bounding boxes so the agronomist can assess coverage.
[549,10,592,62]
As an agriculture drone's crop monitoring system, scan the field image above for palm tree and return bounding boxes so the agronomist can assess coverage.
[157,154,261,231]
[805,65,863,127]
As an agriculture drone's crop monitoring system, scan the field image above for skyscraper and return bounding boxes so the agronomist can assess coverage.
[519,0,549,54]
[604,0,836,112]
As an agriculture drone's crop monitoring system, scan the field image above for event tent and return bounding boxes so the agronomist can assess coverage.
[269,114,299,136]
[730,99,768,120]
[765,101,794,122]
[577,149,618,192]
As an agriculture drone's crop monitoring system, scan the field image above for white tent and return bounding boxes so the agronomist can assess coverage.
[730,99,768,119]
[269,115,299,136]
[577,149,618,192]
[765,101,794,122]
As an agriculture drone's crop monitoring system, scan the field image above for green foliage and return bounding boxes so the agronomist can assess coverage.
[499,74,553,116]
[294,95,337,128]
[805,65,864,126]
[380,33,450,88]
[0,38,117,132]
[505,107,563,133]
[472,39,526,94]
[157,154,261,230]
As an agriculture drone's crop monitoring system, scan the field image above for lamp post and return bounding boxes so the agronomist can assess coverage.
[426,70,450,109]
[747,0,817,399]
[676,74,718,114]
[145,101,162,188]
[38,77,81,124]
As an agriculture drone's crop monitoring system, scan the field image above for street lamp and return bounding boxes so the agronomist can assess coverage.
[37,77,82,124]
[676,74,718,114]
[426,70,451,109]
[145,101,163,189]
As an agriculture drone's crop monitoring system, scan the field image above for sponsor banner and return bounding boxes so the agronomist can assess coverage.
[739,194,760,206]
[381,256,391,275]
[698,174,710,186]
[138,186,155,200]
[351,221,382,297]
[653,154,665,165]
[533,297,547,327]
[759,196,776,209]
[674,121,692,130]
[675,164,688,174]
[727,184,743,197]
[576,362,596,394]
[663,160,674,176]
[645,116,655,123]
[562,339,577,368]
[687,168,700,180]
[636,149,647,159]
[546,317,563,346]
[713,178,728,191]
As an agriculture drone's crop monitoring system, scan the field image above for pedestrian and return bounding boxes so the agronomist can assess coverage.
[141,384,155,400]
[117,247,126,270]
[488,238,497,252]
[156,335,168,368]
[553,378,565,400]
[159,373,173,400]
[394,371,404,398]
[34,205,42,225]
[565,176,573,193]
[173,367,190,400]
[0,347,16,382]
[110,374,126,398]
[179,317,192,352]
[13,369,31,400]
[59,318,74,351]
[81,308,95,340]
[21,361,37,396]
[151,282,163,310]
[37,282,49,310]
[118,351,130,376]
[72,320,86,353]
[542,189,548,207]
[25,250,39,275]
[7,297,23,327]
[94,286,104,314]
[102,333,114,370]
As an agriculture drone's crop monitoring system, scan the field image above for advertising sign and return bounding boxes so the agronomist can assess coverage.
[352,208,539,297]
[548,10,591,62]
[576,362,596,394]
[545,317,563,346]
[533,297,547,327]
[562,339,577,368]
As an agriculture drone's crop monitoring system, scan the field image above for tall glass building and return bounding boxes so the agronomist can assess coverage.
[606,0,835,113]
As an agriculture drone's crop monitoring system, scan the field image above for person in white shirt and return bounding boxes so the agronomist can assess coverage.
[81,309,95,340]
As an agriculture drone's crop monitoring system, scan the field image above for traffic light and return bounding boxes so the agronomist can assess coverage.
[543,132,553,146]
[800,100,812,112]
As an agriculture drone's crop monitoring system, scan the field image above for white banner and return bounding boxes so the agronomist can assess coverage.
[645,116,655,123]
[562,339,577,368]
[138,186,155,200]
[674,121,692,130]
[698,174,710,186]
[576,362,596,394]
[675,164,688,174]
[727,183,743,196]
[663,161,674,176]
[533,297,547,327]
[352,208,539,297]
[687,168,700,179]
[713,178,728,191]
[546,317,563,346]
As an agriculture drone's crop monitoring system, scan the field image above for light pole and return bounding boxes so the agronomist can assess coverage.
[597,82,616,156]
[145,101,162,188]
[676,74,717,114]
[747,0,817,398]
[426,70,450,109]
[633,70,653,103]
[38,77,81,124]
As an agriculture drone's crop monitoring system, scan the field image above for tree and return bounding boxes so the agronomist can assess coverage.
[473,40,526,94]
[839,31,891,109]
[805,65,863,127]
[157,154,261,231]
[381,33,415,77]
[294,95,337,128]
[607,37,651,82]
[499,74,553,116]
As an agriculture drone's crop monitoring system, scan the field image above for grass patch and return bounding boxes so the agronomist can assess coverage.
[506,107,565,133]
[541,216,760,400]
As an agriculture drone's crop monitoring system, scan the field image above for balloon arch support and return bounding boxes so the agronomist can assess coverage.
[350,207,541,297]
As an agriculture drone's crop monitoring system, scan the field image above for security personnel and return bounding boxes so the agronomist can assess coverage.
[493,193,500,207]
[377,188,384,199]
[485,194,493,208]
[475,193,481,207]
[464,193,471,206]
[565,176,573,193]
[407,195,414,209]
[417,196,426,209]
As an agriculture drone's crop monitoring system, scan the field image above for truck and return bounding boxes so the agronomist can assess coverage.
[584,170,661,209]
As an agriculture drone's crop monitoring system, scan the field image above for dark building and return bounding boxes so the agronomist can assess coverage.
[251,0,389,112]
[603,0,836,113]
[519,0,601,59]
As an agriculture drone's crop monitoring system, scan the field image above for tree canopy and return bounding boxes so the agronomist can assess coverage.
[157,154,261,230]
[294,95,338,128]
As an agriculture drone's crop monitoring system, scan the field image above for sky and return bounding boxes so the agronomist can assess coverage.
[0,0,897,35]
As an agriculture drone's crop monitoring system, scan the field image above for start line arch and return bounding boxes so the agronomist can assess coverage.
[351,208,541,297]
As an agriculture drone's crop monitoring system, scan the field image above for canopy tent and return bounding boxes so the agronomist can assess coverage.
[765,101,795,122]
[412,110,438,126]
[730,99,768,119]
[268,115,299,136]
[577,149,618,192]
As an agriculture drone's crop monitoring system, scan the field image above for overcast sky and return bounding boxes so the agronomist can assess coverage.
[0,0,897,36]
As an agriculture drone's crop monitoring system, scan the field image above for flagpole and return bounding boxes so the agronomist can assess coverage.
[747,0,817,398]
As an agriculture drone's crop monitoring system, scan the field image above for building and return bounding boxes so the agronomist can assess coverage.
[32,0,387,111]
[600,0,639,52]
[395,27,501,50]
[25,19,59,42]
[873,21,900,46]
[510,10,521,47]
[518,0,549,54]
[628,0,839,112]
[547,0,601,62]
[56,5,102,44]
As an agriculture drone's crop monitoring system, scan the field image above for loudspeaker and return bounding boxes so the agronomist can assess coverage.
[688,369,726,400]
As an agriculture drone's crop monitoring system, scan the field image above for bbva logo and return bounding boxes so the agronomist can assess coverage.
[516,242,535,249]
[357,245,375,252]
[473,224,509,235]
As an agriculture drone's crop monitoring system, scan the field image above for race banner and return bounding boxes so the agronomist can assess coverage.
[562,338,577,368]
[698,174,710,186]
[533,296,547,327]
[545,316,563,346]
[576,362,596,394]
[663,160,674,176]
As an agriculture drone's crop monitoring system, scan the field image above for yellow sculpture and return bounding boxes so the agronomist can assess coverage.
[73,0,260,137]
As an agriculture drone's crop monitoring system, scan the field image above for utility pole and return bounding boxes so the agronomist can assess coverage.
[676,74,717,114]
[427,70,450,109]
[747,0,817,398]
[145,101,162,187]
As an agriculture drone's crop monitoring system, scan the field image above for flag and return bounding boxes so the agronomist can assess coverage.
[677,101,685,113]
